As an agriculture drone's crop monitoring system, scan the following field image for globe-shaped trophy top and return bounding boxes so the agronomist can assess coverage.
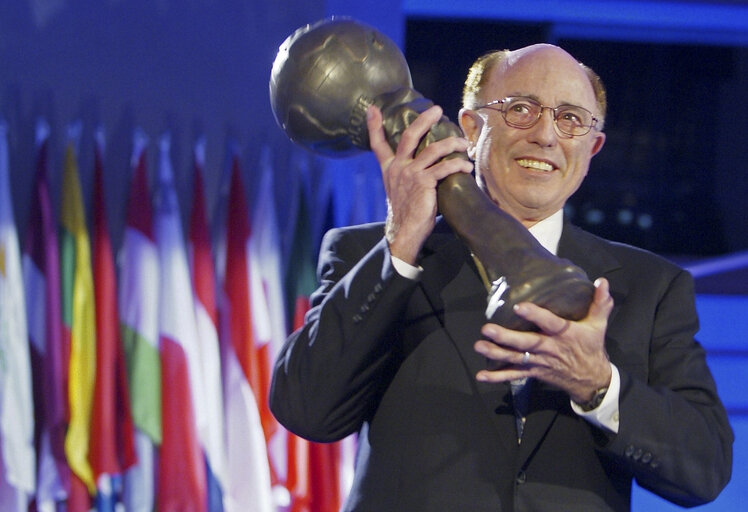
[269,17,413,156]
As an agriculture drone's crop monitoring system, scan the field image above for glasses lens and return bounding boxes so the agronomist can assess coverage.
[555,106,594,136]
[502,98,541,128]
[490,97,595,136]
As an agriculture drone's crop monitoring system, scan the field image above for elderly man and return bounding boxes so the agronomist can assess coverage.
[270,43,733,511]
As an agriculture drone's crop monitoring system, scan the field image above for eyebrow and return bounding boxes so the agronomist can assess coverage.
[507,92,540,102]
[506,93,587,109]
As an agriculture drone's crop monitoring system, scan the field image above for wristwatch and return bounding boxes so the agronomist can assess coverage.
[578,387,609,412]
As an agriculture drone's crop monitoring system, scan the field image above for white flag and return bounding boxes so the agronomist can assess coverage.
[0,121,35,510]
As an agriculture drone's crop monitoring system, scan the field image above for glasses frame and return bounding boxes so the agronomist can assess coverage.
[476,96,599,137]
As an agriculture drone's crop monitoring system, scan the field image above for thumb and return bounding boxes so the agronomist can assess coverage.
[587,278,614,322]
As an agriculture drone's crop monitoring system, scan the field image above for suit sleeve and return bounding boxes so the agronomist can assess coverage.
[604,268,733,506]
[269,227,418,442]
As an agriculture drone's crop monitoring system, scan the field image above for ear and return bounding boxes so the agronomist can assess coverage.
[589,130,606,158]
[458,108,483,143]
[459,108,483,159]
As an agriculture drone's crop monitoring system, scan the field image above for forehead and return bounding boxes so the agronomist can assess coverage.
[487,46,596,107]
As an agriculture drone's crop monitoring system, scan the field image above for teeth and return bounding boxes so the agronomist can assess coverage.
[517,159,554,172]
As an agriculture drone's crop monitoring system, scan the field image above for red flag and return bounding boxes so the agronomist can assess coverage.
[217,154,274,511]
[188,139,227,511]
[224,157,275,447]
[284,181,342,512]
[119,130,160,512]
[89,131,137,496]
[250,148,289,488]
[154,134,207,512]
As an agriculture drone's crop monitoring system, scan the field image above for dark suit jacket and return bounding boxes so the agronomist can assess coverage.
[270,218,733,511]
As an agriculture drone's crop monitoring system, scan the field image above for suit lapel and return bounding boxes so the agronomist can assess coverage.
[558,222,626,326]
[557,222,621,281]
[418,219,518,455]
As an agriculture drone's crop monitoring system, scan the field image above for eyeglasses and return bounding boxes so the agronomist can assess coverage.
[476,96,599,137]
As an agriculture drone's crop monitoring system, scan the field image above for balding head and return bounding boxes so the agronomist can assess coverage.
[462,44,606,128]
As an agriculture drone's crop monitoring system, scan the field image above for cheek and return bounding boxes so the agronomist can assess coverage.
[477,131,510,173]
[472,130,493,176]
[568,152,592,180]
[474,126,492,159]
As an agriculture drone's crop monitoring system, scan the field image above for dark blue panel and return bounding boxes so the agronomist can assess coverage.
[696,295,748,351]
[705,354,748,412]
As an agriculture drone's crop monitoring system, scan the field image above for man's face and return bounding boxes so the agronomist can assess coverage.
[460,45,606,227]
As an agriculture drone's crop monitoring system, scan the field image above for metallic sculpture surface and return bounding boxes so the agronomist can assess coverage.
[270,18,593,330]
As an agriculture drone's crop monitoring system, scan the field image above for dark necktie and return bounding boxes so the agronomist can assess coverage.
[510,378,533,443]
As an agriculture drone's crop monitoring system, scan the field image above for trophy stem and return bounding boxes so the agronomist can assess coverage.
[372,87,594,330]
[437,173,594,330]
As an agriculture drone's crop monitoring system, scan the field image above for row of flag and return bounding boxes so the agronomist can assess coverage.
[0,119,375,512]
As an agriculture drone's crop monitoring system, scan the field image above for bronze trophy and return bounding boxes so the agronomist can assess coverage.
[269,17,594,331]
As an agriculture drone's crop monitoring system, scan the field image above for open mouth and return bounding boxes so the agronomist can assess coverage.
[516,158,556,172]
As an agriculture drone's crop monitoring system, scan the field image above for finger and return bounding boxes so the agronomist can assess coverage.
[511,302,571,337]
[476,366,531,383]
[412,137,472,176]
[548,319,571,336]
[395,105,445,158]
[479,323,544,354]
[474,339,522,363]
[366,105,393,167]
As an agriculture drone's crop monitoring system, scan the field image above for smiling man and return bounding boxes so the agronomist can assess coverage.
[460,45,606,228]
[270,44,733,511]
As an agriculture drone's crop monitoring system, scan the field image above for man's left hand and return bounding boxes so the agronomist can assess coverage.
[474,277,614,404]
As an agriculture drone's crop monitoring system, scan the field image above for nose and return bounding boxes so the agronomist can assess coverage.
[528,107,558,146]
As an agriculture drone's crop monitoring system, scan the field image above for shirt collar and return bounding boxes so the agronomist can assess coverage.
[528,209,564,256]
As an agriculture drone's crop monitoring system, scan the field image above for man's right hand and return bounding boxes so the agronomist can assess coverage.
[366,104,473,265]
